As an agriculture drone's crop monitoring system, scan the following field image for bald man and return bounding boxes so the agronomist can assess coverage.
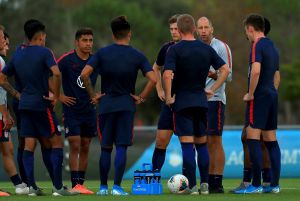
[197,17,232,193]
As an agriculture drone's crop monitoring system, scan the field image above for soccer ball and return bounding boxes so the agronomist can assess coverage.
[167,174,189,194]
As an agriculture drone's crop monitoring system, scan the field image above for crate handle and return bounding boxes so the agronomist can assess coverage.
[142,163,153,171]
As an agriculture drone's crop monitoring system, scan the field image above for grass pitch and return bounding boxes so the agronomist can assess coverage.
[0,179,299,200]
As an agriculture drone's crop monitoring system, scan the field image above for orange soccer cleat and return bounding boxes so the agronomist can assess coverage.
[0,190,10,196]
[72,184,94,194]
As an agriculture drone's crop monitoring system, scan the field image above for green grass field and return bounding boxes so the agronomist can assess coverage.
[0,179,299,200]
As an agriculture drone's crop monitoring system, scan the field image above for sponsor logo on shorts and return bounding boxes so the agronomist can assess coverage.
[4,130,9,138]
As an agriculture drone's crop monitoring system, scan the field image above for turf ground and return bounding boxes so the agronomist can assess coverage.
[0,179,299,200]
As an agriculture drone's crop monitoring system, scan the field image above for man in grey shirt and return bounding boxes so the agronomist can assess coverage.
[197,17,232,193]
[0,26,29,195]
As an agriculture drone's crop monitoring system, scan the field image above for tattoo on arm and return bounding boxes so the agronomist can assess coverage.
[81,76,95,98]
[2,82,20,99]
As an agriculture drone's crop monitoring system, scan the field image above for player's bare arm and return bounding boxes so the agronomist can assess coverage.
[244,62,261,101]
[153,62,165,101]
[207,64,230,99]
[81,64,95,97]
[0,105,14,129]
[131,70,157,105]
[81,64,105,104]
[48,65,61,100]
[163,69,175,105]
[274,70,280,90]
[0,73,20,100]
[0,73,15,129]
[208,70,218,80]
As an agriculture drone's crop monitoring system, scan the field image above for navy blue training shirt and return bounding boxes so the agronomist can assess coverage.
[87,43,153,114]
[156,41,175,67]
[58,50,97,115]
[13,44,28,93]
[164,40,225,112]
[248,37,279,95]
[2,45,56,111]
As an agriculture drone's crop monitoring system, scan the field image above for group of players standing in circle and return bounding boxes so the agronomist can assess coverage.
[0,12,280,196]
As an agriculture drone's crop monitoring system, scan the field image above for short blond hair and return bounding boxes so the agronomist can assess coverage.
[177,14,195,34]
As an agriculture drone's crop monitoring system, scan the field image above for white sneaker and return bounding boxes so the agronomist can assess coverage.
[185,186,199,195]
[200,183,209,195]
[15,183,29,195]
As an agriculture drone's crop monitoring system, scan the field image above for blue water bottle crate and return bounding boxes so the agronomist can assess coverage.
[132,163,163,195]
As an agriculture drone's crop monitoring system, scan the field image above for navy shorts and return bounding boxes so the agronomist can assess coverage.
[98,111,134,147]
[157,103,174,130]
[20,108,61,138]
[64,111,97,138]
[0,119,10,142]
[173,107,207,137]
[206,101,225,136]
[245,93,278,130]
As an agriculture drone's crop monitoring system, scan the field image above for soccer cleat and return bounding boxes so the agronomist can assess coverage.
[200,183,209,195]
[15,182,29,195]
[209,185,224,194]
[229,182,250,193]
[111,185,129,195]
[0,190,10,196]
[234,184,263,194]
[72,184,94,194]
[184,185,199,195]
[96,185,108,196]
[52,186,80,196]
[263,185,280,193]
[28,187,45,196]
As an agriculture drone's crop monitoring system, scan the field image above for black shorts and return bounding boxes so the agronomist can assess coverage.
[173,107,207,137]
[157,103,174,130]
[64,111,97,138]
[245,93,278,130]
[206,101,225,136]
[98,111,135,147]
[20,108,61,138]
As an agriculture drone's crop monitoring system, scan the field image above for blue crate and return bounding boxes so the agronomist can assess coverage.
[132,163,163,195]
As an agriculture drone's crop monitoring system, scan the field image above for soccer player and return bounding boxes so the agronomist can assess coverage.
[80,16,156,195]
[196,16,232,193]
[152,14,181,172]
[10,42,29,186]
[57,28,96,194]
[0,19,75,196]
[231,17,274,193]
[235,14,281,194]
[163,14,229,194]
[0,30,29,195]
[0,24,12,197]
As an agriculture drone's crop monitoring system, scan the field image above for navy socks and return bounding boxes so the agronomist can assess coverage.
[51,148,63,190]
[114,146,127,186]
[152,148,166,171]
[195,143,209,184]
[264,141,281,187]
[23,150,37,189]
[181,143,196,188]
[247,139,262,187]
[99,148,112,186]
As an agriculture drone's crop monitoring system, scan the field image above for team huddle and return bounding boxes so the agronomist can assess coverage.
[0,13,280,196]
